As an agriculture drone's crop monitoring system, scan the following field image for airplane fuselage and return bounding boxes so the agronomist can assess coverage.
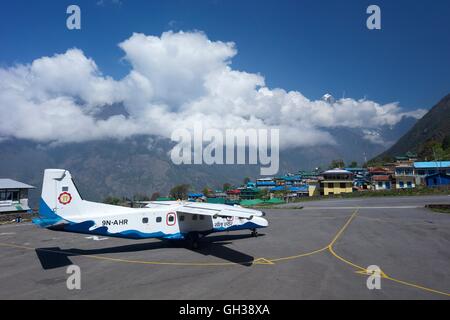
[38,199,267,240]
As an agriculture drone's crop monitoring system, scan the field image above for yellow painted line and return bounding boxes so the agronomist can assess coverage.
[267,213,356,263]
[253,258,275,265]
[0,242,252,266]
[353,268,450,297]
[328,246,366,272]
[2,209,450,297]
[383,275,450,297]
[269,246,328,262]
[328,209,359,248]
[327,208,450,298]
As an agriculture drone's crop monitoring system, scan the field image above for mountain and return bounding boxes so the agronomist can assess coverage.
[372,94,450,161]
[0,120,416,208]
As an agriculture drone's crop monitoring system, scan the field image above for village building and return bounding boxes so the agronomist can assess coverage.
[319,169,353,196]
[0,179,35,214]
[425,173,450,187]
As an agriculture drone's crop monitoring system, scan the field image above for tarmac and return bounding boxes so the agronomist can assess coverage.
[0,195,449,299]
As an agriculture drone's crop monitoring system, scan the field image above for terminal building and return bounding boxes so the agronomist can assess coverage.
[319,169,354,196]
[0,179,35,214]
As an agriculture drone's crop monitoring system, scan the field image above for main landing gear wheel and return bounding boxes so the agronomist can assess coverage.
[251,229,258,237]
[187,233,200,250]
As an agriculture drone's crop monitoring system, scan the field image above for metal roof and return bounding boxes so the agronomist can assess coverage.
[187,193,204,198]
[372,175,391,181]
[0,179,35,189]
[323,169,352,174]
[414,161,450,168]
[270,185,308,192]
[256,181,276,186]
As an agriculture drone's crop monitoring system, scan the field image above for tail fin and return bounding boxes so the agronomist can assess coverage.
[38,169,83,224]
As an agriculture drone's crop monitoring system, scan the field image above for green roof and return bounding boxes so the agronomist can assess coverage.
[265,198,284,204]
[206,198,226,204]
[156,197,176,201]
[240,199,264,206]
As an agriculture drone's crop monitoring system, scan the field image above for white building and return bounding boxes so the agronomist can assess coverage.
[0,179,35,213]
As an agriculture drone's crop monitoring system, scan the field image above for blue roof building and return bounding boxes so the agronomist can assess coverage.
[414,161,450,176]
[425,173,450,187]
[187,193,205,202]
[270,185,308,193]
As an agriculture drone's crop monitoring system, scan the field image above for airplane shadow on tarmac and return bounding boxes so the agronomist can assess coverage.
[35,233,263,270]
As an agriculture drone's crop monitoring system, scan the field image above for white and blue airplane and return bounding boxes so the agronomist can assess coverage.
[33,169,268,248]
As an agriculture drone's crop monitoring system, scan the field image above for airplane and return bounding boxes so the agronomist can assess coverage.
[33,169,268,248]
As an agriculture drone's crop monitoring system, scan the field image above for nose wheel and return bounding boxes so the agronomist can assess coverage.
[251,229,258,237]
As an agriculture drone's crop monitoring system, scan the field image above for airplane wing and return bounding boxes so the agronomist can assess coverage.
[174,202,265,220]
[143,201,181,209]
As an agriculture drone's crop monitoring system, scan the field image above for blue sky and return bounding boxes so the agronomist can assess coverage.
[1,0,449,110]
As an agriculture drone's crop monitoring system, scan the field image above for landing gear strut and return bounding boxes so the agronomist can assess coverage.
[251,229,258,237]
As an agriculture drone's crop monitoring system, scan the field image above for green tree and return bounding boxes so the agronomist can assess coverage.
[170,184,190,200]
[202,187,212,197]
[329,159,345,169]
[419,140,441,160]
[103,196,121,205]
[348,161,358,168]
[150,192,160,201]
[222,183,232,191]
[243,177,251,185]
[257,189,269,200]
[442,135,450,151]
[133,193,150,201]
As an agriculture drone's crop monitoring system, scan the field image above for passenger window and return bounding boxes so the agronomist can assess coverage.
[62,186,68,191]
[200,215,204,220]
[168,215,175,223]
[179,216,185,221]
[156,217,162,223]
[192,215,198,220]
[142,217,148,224]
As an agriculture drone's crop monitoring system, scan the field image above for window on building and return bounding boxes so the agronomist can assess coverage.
[156,217,162,223]
[328,183,333,188]
[399,181,404,188]
[378,182,383,187]
[142,217,148,224]
[20,189,28,199]
[407,181,412,188]
[340,183,346,189]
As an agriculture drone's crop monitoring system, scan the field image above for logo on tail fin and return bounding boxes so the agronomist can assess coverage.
[58,192,72,205]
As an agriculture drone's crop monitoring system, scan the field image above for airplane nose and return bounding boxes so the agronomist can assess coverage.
[255,216,268,228]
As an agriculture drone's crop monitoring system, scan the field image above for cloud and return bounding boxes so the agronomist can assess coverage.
[0,31,427,147]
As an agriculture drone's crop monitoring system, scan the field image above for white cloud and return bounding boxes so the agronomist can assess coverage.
[0,31,427,147]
